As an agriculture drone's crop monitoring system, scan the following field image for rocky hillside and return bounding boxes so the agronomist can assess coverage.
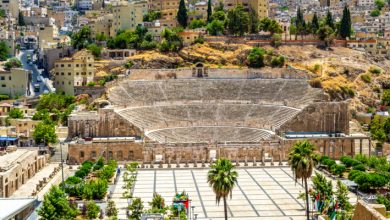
[99,43,389,115]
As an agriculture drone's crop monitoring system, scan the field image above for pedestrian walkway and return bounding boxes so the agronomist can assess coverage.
[111,168,131,220]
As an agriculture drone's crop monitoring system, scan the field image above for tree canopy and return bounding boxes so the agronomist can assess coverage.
[4,58,22,71]
[247,47,265,68]
[71,26,93,50]
[0,41,9,61]
[226,5,249,36]
[38,186,79,220]
[207,0,212,22]
[339,6,352,39]
[259,17,283,35]
[177,0,188,27]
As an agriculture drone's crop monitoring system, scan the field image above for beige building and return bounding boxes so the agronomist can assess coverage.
[111,1,148,34]
[0,68,31,98]
[0,149,48,197]
[222,0,268,18]
[52,50,95,95]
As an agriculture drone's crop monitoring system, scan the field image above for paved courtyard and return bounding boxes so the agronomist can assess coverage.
[133,167,309,220]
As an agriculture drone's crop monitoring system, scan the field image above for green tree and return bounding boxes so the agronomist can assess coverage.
[339,6,352,39]
[206,20,225,35]
[0,41,9,61]
[177,0,188,28]
[259,17,283,35]
[288,140,317,220]
[4,58,22,71]
[207,158,238,220]
[8,108,24,119]
[82,179,108,200]
[226,5,249,36]
[149,192,165,210]
[311,13,320,34]
[18,11,25,26]
[158,28,183,52]
[0,9,5,18]
[128,198,144,220]
[371,9,381,17]
[189,19,206,29]
[247,47,265,68]
[214,2,224,12]
[325,10,334,30]
[317,25,334,48]
[211,11,226,22]
[86,44,102,58]
[106,200,118,218]
[207,0,212,22]
[86,200,100,220]
[33,121,57,145]
[375,0,385,9]
[36,93,75,112]
[71,26,93,50]
[248,7,259,34]
[143,11,162,22]
[38,186,79,220]
[295,7,306,39]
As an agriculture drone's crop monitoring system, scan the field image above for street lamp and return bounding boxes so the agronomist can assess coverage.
[178,205,181,220]
[60,141,65,188]
[191,206,195,220]
[194,213,198,220]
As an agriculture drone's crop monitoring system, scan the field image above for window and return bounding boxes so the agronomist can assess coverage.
[76,72,79,75]
[68,64,71,67]
[117,151,123,160]
[62,81,64,85]
[109,151,113,159]
[68,72,71,76]
[1,84,5,87]
[89,64,92,67]
[0,76,4,80]
[128,151,134,160]
[8,76,11,80]
[56,72,59,75]
[61,72,64,75]
[61,64,64,67]
[76,64,79,67]
[80,151,85,158]
[89,72,92,75]
[91,151,96,158]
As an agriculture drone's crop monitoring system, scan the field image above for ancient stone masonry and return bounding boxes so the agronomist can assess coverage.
[68,108,142,139]
[68,70,366,165]
[277,102,350,135]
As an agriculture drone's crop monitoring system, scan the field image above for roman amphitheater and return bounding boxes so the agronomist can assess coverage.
[67,68,369,165]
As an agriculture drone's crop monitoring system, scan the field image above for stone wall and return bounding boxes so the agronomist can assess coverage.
[68,108,142,139]
[67,140,144,164]
[74,86,105,100]
[352,200,387,220]
[277,102,350,135]
[67,137,358,164]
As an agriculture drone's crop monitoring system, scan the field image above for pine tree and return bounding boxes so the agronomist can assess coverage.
[325,10,334,30]
[207,0,212,22]
[295,7,306,39]
[177,0,188,28]
[311,13,319,34]
[339,5,351,39]
[18,11,25,26]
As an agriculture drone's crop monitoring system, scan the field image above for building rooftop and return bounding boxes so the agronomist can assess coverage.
[0,198,36,220]
[0,149,34,172]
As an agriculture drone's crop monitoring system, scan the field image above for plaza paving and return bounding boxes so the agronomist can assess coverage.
[112,166,357,220]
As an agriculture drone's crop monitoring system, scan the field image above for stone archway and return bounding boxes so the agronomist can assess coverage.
[192,63,208,78]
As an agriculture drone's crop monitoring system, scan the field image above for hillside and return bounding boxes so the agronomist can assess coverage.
[98,43,389,114]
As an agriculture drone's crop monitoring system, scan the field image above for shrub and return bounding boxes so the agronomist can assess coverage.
[370,9,381,17]
[86,200,100,220]
[331,164,346,177]
[352,164,366,171]
[309,78,322,88]
[322,158,336,169]
[369,66,381,74]
[4,58,22,71]
[124,60,134,69]
[247,47,265,68]
[193,36,205,44]
[0,94,9,100]
[320,156,330,164]
[82,179,108,200]
[355,154,368,164]
[377,195,390,211]
[270,55,285,68]
[360,73,371,83]
[348,170,363,181]
[87,82,96,87]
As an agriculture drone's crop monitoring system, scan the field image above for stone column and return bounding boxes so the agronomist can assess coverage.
[341,140,345,157]
[323,141,326,156]
[368,138,372,156]
[359,139,363,155]
[350,139,354,156]
[332,141,335,160]
[279,147,282,165]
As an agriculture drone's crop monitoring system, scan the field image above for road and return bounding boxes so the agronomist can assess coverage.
[17,49,48,97]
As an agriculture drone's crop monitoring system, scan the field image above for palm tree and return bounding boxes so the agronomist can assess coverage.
[207,158,238,220]
[288,140,318,220]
